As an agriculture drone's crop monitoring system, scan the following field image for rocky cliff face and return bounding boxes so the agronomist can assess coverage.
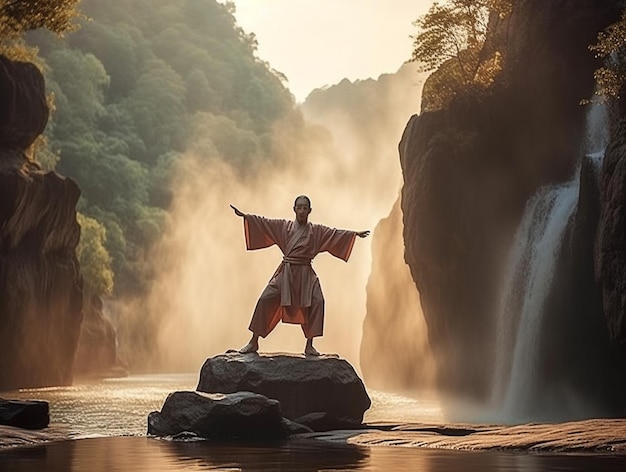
[365,1,622,398]
[74,294,122,378]
[598,121,626,363]
[0,55,83,390]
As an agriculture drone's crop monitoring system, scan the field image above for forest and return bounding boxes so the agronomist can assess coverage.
[26,0,297,298]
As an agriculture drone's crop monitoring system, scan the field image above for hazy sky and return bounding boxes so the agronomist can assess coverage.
[229,0,434,102]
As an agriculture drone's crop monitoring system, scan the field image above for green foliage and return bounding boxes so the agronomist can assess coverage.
[26,0,295,295]
[77,213,114,297]
[589,9,626,101]
[411,0,511,111]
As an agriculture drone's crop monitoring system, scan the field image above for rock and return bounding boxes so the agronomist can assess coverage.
[197,352,370,431]
[281,417,314,435]
[598,121,626,359]
[0,55,49,150]
[293,412,362,432]
[74,293,123,378]
[0,398,49,430]
[147,391,288,440]
[0,55,83,391]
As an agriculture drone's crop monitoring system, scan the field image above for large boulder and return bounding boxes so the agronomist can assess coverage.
[197,352,370,430]
[147,391,300,440]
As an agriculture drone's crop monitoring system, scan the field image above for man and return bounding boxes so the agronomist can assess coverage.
[231,195,369,356]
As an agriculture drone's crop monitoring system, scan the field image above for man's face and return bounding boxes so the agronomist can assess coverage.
[294,198,311,224]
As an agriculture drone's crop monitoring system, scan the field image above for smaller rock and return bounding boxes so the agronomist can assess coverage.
[148,391,288,440]
[281,417,314,435]
[0,398,49,429]
[294,412,364,432]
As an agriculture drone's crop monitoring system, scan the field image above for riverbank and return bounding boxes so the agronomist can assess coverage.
[298,418,626,453]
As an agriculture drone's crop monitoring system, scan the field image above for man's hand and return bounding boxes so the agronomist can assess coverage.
[356,230,370,238]
[230,204,245,217]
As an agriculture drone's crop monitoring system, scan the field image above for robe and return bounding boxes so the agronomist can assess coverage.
[243,214,357,339]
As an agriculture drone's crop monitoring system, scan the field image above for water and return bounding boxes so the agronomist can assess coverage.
[2,373,201,438]
[583,98,609,156]
[1,374,445,438]
[491,183,579,422]
[490,96,610,424]
[2,374,625,471]
[2,436,626,471]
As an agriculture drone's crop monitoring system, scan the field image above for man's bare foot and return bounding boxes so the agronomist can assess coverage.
[239,337,259,354]
[304,345,320,356]
[304,339,320,356]
[239,334,259,354]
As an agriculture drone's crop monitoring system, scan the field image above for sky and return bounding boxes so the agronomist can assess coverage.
[229,0,434,102]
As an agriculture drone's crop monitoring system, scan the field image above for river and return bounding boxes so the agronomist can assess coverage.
[1,374,625,471]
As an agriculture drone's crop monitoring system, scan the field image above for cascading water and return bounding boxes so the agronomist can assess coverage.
[491,99,609,423]
[491,182,579,421]
[584,97,609,163]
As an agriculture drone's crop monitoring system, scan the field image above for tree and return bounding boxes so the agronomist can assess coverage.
[589,8,626,102]
[0,0,83,61]
[27,0,296,299]
[77,213,114,297]
[411,0,511,111]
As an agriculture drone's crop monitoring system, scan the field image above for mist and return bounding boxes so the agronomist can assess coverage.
[361,197,437,391]
[133,63,427,374]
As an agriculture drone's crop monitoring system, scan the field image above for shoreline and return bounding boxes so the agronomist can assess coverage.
[3,418,626,454]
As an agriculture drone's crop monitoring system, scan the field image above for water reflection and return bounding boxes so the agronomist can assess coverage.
[160,440,370,471]
[1,437,626,472]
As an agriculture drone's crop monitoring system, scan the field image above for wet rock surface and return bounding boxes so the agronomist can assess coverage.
[298,419,626,453]
[0,399,49,430]
[147,390,306,440]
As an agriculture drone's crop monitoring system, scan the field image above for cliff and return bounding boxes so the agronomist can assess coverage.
[0,55,83,390]
[598,120,626,364]
[363,1,623,399]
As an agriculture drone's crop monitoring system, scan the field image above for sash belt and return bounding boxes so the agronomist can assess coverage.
[280,257,312,306]
[282,256,311,265]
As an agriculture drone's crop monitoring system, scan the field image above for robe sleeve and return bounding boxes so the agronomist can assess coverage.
[315,224,357,262]
[243,214,287,250]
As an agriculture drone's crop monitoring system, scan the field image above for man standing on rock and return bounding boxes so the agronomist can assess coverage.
[231,196,369,356]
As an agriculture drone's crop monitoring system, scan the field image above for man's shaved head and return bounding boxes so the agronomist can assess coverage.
[294,195,311,208]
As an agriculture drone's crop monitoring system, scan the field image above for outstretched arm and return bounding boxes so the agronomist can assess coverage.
[356,230,370,238]
[230,204,245,217]
[233,207,288,250]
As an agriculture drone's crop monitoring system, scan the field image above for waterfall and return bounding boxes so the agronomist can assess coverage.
[584,99,609,158]
[491,182,578,422]
[490,95,610,423]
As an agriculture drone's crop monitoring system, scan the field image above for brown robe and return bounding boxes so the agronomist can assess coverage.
[243,214,357,339]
